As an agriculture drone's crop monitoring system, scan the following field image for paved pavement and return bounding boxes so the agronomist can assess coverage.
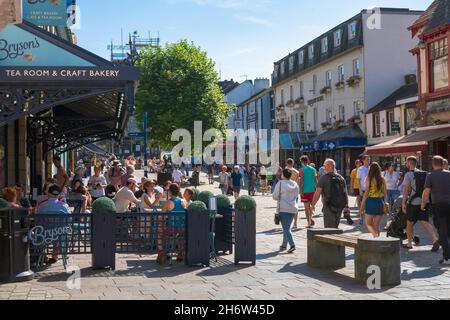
[1,170,450,300]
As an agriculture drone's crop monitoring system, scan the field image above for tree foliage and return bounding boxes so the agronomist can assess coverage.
[135,40,232,149]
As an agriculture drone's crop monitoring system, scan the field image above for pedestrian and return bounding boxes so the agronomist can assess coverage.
[231,165,244,200]
[53,155,69,198]
[88,166,108,202]
[273,168,299,254]
[14,184,31,209]
[140,180,157,212]
[120,165,136,189]
[247,166,257,196]
[360,163,387,237]
[350,160,362,211]
[172,166,185,187]
[259,166,269,196]
[114,178,140,213]
[421,156,450,265]
[383,162,400,216]
[299,156,317,229]
[183,188,194,205]
[286,158,300,229]
[357,155,371,225]
[401,156,439,251]
[108,160,125,190]
[311,159,349,229]
[162,181,173,201]
[218,166,230,195]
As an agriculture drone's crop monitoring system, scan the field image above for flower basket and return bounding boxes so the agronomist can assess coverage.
[295,97,305,105]
[320,86,332,95]
[347,76,361,87]
[335,81,345,90]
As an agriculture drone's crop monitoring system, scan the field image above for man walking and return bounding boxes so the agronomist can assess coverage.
[422,156,450,265]
[299,156,317,229]
[402,156,439,251]
[231,166,244,200]
[311,159,349,229]
[357,155,371,225]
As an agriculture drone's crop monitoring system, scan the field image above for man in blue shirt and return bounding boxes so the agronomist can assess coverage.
[231,166,244,200]
[37,185,71,215]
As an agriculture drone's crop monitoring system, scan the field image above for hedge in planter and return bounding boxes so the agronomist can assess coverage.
[197,191,214,207]
[216,194,231,209]
[92,197,117,213]
[186,201,210,267]
[234,195,256,265]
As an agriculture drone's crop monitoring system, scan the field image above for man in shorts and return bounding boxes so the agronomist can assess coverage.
[231,166,244,200]
[299,156,317,228]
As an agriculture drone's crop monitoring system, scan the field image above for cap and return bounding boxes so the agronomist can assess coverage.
[48,184,61,196]
[113,160,120,165]
[127,178,137,185]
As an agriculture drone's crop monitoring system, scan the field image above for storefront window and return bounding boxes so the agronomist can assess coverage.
[430,38,448,90]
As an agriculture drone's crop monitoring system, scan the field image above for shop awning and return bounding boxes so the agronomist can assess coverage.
[365,125,450,156]
[83,143,109,156]
[301,125,366,152]
[280,132,316,150]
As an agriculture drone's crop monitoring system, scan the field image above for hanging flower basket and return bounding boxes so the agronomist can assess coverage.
[320,86,332,95]
[335,81,345,90]
[347,75,362,87]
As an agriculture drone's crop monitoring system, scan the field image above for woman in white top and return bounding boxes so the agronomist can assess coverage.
[383,162,400,215]
[140,180,157,212]
[218,166,229,195]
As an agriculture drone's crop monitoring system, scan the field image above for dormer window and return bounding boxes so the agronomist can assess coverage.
[280,61,285,75]
[349,21,357,40]
[298,50,304,65]
[308,45,314,60]
[334,29,342,47]
[321,37,328,54]
[288,55,295,72]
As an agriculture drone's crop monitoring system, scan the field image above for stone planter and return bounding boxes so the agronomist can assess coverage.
[234,209,256,265]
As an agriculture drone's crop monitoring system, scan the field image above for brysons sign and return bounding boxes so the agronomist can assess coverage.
[28,224,72,247]
[0,36,40,61]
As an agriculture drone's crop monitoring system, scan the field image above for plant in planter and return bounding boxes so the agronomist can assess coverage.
[321,122,332,130]
[295,97,305,105]
[92,197,116,213]
[187,201,208,213]
[197,191,214,207]
[216,194,231,209]
[286,100,294,108]
[334,120,346,128]
[347,75,361,87]
[320,86,332,95]
[234,195,256,265]
[348,115,362,125]
[335,81,345,90]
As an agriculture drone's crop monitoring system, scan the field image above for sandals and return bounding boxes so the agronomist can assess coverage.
[402,244,413,250]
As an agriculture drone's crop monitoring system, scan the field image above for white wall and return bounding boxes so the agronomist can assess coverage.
[366,107,402,145]
[362,11,422,110]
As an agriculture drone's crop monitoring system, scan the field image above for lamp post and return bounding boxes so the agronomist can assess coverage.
[143,112,148,178]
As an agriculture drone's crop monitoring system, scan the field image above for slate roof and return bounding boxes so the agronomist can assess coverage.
[367,82,418,114]
[411,0,450,33]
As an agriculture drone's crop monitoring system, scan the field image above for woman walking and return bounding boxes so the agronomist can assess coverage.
[273,169,299,253]
[360,163,387,238]
[218,166,230,195]
[248,166,257,196]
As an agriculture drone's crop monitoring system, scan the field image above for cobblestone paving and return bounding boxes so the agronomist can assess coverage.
[1,170,449,300]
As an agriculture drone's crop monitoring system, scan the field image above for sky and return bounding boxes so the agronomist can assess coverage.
[75,0,432,82]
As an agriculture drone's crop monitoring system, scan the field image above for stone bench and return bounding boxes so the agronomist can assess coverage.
[307,229,401,287]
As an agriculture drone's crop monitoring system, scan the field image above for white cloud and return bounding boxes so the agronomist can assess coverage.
[234,15,273,26]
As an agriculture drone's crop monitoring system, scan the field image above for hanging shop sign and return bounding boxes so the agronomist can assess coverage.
[22,0,69,26]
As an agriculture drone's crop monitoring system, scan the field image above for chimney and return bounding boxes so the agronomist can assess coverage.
[405,74,417,85]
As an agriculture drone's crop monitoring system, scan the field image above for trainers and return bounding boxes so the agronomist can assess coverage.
[431,241,440,253]
[287,246,296,254]
[439,259,450,266]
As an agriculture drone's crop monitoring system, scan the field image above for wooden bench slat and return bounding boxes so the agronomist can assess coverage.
[314,235,358,249]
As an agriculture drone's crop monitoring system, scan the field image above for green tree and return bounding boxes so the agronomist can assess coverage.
[135,40,232,150]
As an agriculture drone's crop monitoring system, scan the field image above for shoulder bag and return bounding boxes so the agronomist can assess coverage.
[274,181,282,225]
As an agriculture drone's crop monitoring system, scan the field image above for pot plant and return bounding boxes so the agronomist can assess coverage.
[234,195,256,265]
[197,191,214,207]
[320,86,332,95]
[186,201,210,267]
[347,75,361,87]
[335,81,345,90]
[321,122,332,130]
[91,197,117,270]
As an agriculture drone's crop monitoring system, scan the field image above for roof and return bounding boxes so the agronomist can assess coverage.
[237,88,273,107]
[367,82,418,113]
[410,0,450,35]
[312,125,366,142]
[219,80,240,94]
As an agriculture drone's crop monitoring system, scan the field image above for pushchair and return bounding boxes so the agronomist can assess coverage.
[386,196,420,245]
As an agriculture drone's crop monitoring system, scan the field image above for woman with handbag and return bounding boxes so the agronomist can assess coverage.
[360,163,387,238]
[273,168,300,254]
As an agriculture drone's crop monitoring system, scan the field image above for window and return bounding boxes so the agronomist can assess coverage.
[334,30,342,47]
[326,109,332,123]
[300,113,306,132]
[299,81,304,97]
[338,65,345,82]
[280,61,285,75]
[349,21,357,40]
[308,45,314,60]
[313,108,318,131]
[291,115,294,132]
[339,105,345,121]
[281,89,284,105]
[273,64,279,79]
[312,75,317,95]
[295,113,299,131]
[353,58,360,76]
[321,37,328,54]
[373,113,381,137]
[354,100,362,115]
[430,38,449,90]
[290,85,293,101]
[386,110,395,136]
[298,50,304,65]
[325,70,332,87]
[288,55,295,73]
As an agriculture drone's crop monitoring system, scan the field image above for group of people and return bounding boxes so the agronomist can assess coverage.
[218,165,270,200]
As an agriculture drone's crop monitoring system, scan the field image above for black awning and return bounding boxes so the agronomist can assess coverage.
[301,125,367,152]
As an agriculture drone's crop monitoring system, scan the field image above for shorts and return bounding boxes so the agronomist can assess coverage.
[365,197,384,216]
[407,204,429,223]
[301,192,315,204]
[233,187,241,193]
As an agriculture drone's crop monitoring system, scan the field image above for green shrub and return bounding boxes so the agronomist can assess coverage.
[0,198,8,209]
[197,191,214,206]
[188,201,208,213]
[235,195,257,212]
[191,188,200,201]
[92,197,116,213]
[216,194,231,209]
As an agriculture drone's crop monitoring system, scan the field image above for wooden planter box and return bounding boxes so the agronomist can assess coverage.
[186,210,210,267]
[216,207,234,255]
[234,209,256,265]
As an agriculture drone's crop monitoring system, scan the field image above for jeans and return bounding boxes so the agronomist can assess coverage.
[280,212,295,248]
[433,204,450,260]
[386,190,400,214]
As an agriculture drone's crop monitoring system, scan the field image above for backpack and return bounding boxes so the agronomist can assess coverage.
[409,170,428,204]
[326,173,347,210]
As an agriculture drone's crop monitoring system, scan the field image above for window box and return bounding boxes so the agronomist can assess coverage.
[320,86,332,95]
[335,81,345,90]
[286,100,295,108]
[333,120,346,128]
[295,97,305,105]
[347,75,362,87]
[347,115,362,124]
[321,122,332,130]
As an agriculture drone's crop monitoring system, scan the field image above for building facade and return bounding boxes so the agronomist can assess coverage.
[271,8,423,175]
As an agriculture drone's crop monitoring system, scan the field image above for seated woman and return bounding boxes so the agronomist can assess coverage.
[2,187,21,208]
[140,180,157,212]
[75,186,91,213]
[183,188,194,205]
[158,184,188,265]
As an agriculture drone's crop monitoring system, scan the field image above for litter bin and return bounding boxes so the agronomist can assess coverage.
[0,209,34,283]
